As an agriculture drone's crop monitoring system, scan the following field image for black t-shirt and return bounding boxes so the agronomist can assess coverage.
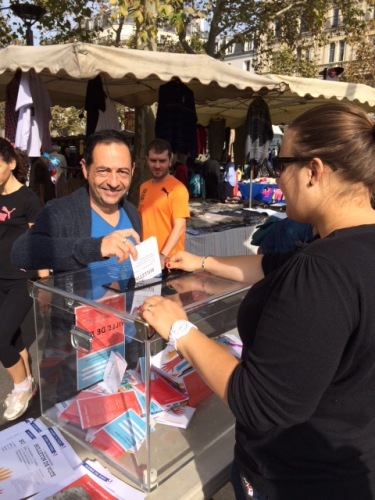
[228,225,375,499]
[0,185,43,279]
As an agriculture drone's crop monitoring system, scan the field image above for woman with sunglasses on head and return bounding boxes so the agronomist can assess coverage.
[0,138,48,421]
[140,103,375,500]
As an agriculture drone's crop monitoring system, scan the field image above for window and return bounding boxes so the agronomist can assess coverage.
[338,40,345,61]
[305,49,310,61]
[300,15,308,34]
[275,20,281,39]
[332,8,339,27]
[244,60,251,71]
[226,44,233,54]
[329,42,335,63]
[244,41,253,52]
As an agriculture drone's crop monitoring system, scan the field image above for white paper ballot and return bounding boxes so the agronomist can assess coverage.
[103,351,128,393]
[130,236,162,282]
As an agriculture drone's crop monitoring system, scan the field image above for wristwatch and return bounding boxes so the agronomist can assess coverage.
[168,320,197,351]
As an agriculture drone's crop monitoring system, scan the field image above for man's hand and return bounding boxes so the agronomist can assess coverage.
[101,229,140,263]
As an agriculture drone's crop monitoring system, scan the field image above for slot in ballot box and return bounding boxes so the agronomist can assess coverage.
[30,265,249,493]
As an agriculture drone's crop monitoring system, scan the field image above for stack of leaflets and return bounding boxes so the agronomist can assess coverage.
[0,418,146,500]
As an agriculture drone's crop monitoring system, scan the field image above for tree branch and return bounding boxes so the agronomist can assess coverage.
[275,1,307,17]
[179,26,196,54]
[205,0,227,56]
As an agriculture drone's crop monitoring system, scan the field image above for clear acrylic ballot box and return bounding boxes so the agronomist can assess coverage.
[30,265,249,492]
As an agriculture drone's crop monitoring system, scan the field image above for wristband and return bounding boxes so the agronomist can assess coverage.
[169,320,197,352]
[201,255,211,270]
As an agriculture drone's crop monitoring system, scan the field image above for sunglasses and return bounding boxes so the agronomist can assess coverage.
[273,157,312,178]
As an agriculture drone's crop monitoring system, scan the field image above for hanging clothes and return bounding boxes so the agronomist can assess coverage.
[85,75,106,138]
[155,79,198,156]
[95,96,120,132]
[5,70,21,145]
[233,123,246,166]
[244,96,273,165]
[196,124,207,155]
[14,69,52,157]
[224,127,236,161]
[208,118,226,161]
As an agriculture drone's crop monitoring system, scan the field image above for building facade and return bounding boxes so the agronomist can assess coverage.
[220,2,375,79]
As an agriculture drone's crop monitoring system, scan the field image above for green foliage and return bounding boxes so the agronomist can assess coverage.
[157,32,205,53]
[270,49,318,78]
[342,24,375,86]
[50,106,86,137]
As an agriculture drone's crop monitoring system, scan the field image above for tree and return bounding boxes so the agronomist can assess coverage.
[269,49,318,78]
[112,0,374,73]
[342,19,375,86]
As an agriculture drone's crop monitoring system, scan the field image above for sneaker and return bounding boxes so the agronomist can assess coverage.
[4,377,35,408]
[3,379,38,421]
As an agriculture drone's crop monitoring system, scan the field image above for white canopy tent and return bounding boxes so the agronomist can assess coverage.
[0,43,374,127]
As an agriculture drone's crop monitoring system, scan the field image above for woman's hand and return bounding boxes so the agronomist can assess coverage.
[166,251,203,273]
[141,295,188,340]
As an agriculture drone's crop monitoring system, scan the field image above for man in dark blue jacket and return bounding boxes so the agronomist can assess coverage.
[11,130,141,273]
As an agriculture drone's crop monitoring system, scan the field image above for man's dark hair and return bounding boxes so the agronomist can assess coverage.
[84,130,132,167]
[146,139,172,158]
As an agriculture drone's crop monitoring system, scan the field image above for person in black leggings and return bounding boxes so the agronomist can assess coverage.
[0,138,47,421]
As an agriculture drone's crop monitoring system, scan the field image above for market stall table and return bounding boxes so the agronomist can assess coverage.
[185,205,264,256]
[238,182,285,204]
[186,225,258,256]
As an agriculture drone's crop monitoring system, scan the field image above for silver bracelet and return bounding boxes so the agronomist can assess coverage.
[201,255,211,270]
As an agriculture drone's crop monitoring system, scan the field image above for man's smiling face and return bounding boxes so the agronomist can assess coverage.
[82,142,134,213]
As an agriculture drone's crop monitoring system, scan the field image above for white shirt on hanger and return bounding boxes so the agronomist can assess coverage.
[15,69,52,156]
[95,96,120,132]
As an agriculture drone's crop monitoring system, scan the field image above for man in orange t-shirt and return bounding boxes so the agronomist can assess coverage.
[138,139,190,268]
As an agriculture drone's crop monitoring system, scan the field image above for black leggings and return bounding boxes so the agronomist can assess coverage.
[0,278,33,368]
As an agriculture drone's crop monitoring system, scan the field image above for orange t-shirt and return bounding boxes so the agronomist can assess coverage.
[138,176,190,256]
